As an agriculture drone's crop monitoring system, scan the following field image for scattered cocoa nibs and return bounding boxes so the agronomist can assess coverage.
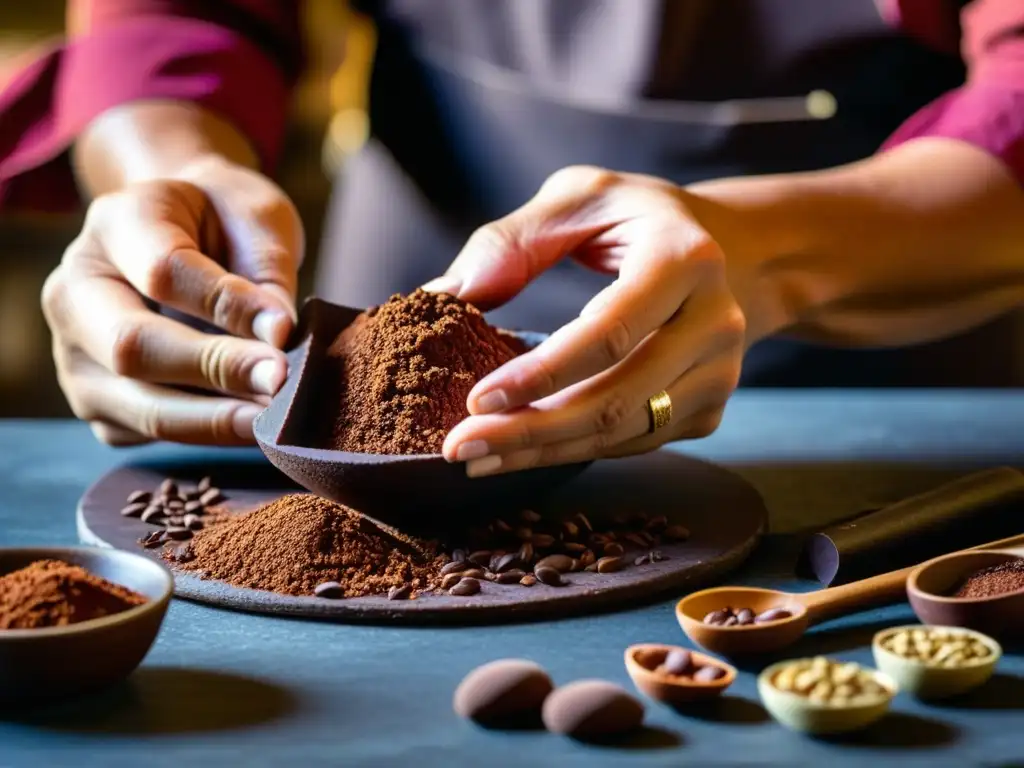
[496,569,526,584]
[139,531,164,549]
[597,556,626,574]
[120,502,147,518]
[126,490,151,505]
[140,474,700,600]
[314,581,345,599]
[441,573,464,590]
[127,476,229,541]
[388,584,412,601]
[441,560,470,576]
[450,577,481,596]
[534,566,564,587]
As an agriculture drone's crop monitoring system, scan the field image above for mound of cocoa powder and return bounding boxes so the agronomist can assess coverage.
[173,493,446,597]
[0,560,147,629]
[328,289,524,454]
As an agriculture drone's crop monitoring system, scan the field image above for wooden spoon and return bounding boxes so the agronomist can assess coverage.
[676,531,1024,656]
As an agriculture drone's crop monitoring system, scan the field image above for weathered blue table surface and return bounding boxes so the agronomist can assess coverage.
[2,391,1024,768]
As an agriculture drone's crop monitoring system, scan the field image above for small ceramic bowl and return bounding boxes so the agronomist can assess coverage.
[0,546,173,707]
[625,643,736,705]
[757,658,896,736]
[872,625,1001,700]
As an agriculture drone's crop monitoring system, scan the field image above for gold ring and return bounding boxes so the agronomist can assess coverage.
[646,391,673,434]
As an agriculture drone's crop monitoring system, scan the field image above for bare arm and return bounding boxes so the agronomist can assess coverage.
[72,101,259,197]
[687,137,1024,347]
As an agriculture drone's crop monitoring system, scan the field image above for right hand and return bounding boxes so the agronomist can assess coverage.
[41,156,304,446]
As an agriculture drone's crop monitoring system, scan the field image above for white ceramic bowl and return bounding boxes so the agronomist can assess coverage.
[757,658,896,736]
[872,625,1001,700]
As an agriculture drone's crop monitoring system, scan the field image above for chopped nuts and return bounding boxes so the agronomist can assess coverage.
[770,658,888,706]
[880,627,993,668]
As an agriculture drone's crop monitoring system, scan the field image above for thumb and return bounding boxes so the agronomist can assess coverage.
[422,166,616,309]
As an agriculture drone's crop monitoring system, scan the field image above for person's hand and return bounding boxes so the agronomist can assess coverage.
[425,166,746,476]
[41,156,304,446]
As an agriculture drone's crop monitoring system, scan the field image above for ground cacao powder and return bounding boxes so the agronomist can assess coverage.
[328,289,524,454]
[0,560,147,629]
[954,559,1024,599]
[173,493,446,597]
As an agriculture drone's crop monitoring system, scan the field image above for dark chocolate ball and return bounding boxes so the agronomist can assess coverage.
[541,679,644,740]
[453,659,554,723]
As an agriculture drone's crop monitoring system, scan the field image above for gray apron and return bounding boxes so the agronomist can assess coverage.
[317,0,1021,387]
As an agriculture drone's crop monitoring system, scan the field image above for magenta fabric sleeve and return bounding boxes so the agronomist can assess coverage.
[0,2,301,212]
[881,0,1024,185]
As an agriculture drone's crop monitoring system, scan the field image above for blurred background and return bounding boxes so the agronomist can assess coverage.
[0,1,373,417]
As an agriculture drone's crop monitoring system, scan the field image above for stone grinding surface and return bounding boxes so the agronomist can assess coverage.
[77,451,766,624]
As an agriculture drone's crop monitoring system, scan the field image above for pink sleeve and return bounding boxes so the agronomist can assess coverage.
[881,0,1024,185]
[0,1,303,213]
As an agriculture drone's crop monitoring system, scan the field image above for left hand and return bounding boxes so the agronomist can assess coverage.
[423,165,747,477]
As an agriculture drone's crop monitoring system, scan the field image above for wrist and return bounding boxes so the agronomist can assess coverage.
[73,101,259,197]
[679,178,807,346]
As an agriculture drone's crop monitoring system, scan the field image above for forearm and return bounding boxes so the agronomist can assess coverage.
[73,101,259,198]
[685,138,1024,348]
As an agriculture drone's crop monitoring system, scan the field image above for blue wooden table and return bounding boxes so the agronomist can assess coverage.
[2,391,1024,767]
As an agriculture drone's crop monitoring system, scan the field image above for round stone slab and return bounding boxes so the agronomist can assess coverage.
[78,451,766,624]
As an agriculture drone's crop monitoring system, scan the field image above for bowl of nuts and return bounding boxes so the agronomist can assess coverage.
[757,656,896,736]
[872,625,1001,700]
[625,643,736,705]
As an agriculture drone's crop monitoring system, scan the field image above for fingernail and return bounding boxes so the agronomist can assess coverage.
[250,359,283,396]
[233,404,261,440]
[473,389,509,415]
[421,275,463,296]
[253,310,290,346]
[455,439,490,462]
[467,455,503,478]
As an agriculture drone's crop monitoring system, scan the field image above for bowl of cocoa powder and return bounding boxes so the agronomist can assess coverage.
[0,546,172,706]
[907,549,1024,642]
[254,291,592,526]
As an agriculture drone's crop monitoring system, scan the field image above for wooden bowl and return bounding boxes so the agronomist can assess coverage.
[624,643,736,705]
[872,625,1001,700]
[757,659,896,736]
[0,547,172,707]
[907,550,1024,642]
[254,299,591,528]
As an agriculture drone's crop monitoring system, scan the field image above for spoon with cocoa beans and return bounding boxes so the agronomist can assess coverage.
[676,532,1024,657]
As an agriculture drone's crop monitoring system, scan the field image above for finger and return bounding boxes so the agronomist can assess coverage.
[72,372,264,446]
[89,420,151,447]
[602,405,726,459]
[209,184,305,314]
[465,232,723,415]
[58,276,287,397]
[421,166,628,308]
[444,288,742,460]
[89,191,295,347]
[464,359,737,477]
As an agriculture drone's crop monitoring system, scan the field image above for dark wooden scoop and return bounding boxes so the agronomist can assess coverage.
[253,298,591,528]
